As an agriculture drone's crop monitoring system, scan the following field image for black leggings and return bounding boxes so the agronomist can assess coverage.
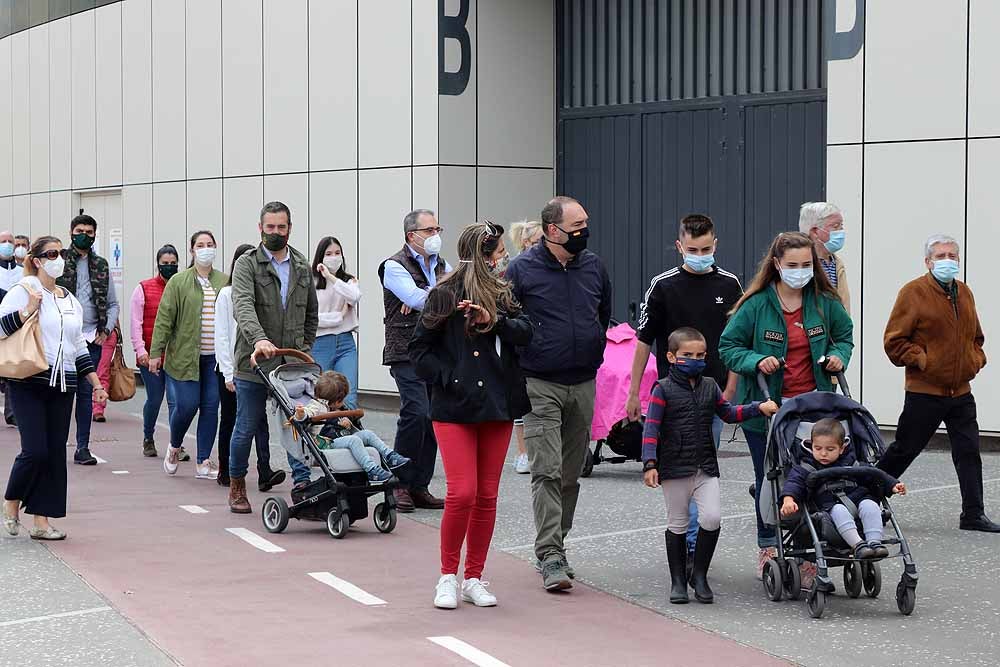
[4,382,75,518]
[216,371,270,474]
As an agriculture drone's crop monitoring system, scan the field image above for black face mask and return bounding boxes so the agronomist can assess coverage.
[158,264,178,281]
[551,225,589,255]
[262,232,288,252]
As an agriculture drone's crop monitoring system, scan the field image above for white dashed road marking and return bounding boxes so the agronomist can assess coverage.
[111,470,129,475]
[179,505,209,514]
[427,636,510,667]
[0,606,112,628]
[225,527,285,553]
[308,572,387,606]
[94,455,108,464]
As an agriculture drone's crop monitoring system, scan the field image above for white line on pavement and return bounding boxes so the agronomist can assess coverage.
[179,505,209,514]
[906,477,1000,495]
[225,527,285,553]
[308,572,387,606]
[111,470,129,475]
[427,637,510,667]
[0,606,112,628]
[94,455,108,464]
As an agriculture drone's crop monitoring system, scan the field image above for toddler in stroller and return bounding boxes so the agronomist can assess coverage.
[293,371,410,485]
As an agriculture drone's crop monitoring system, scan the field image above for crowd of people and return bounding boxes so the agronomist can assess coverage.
[0,194,996,613]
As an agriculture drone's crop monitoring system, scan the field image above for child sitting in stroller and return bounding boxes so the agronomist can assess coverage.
[293,371,410,485]
[780,418,907,559]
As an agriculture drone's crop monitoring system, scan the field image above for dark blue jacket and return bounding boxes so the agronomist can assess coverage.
[505,241,612,385]
[782,447,899,512]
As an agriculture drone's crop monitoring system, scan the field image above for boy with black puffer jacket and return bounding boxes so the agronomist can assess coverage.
[642,327,777,604]
[781,419,906,559]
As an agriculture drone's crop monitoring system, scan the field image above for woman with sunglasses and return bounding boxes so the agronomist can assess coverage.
[1,236,108,540]
[409,222,533,610]
[310,236,361,408]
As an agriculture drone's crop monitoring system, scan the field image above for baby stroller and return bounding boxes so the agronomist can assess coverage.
[253,348,398,539]
[755,364,919,618]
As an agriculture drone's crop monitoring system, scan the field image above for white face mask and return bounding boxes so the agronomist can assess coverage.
[13,246,27,260]
[420,234,443,256]
[194,247,216,267]
[323,255,343,273]
[42,257,65,279]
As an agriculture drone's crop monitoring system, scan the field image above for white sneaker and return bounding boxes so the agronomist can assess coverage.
[163,447,180,475]
[514,453,530,474]
[461,578,497,607]
[434,574,459,609]
[195,459,219,480]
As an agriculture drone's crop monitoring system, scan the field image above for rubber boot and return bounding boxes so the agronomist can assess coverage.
[690,527,720,603]
[665,531,689,604]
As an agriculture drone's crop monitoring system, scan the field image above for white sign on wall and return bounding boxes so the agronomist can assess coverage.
[108,227,124,295]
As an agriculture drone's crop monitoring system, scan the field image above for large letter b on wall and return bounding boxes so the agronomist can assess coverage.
[439,0,471,96]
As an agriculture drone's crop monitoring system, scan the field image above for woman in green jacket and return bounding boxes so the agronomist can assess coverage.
[718,231,853,578]
[149,231,228,481]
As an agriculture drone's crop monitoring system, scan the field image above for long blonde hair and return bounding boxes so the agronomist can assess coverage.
[729,231,838,315]
[421,222,520,335]
[509,220,543,254]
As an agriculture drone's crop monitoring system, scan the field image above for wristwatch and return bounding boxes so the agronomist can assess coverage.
[643,460,657,472]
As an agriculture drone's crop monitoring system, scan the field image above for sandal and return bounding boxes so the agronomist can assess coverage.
[29,526,66,541]
[2,511,19,537]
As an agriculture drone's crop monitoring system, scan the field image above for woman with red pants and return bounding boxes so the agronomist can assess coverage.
[409,222,532,610]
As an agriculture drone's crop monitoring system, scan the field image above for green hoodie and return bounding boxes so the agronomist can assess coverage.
[149,266,228,381]
[718,284,854,433]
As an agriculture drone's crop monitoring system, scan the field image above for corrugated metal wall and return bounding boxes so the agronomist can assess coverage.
[560,0,825,108]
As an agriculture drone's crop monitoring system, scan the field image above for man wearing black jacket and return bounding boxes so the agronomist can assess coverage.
[505,196,612,591]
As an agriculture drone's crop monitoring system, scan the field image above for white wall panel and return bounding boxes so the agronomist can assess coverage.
[151,0,186,182]
[412,0,438,165]
[412,165,438,214]
[439,0,476,165]
[49,191,73,234]
[862,141,965,426]
[827,1,864,144]
[11,197,30,243]
[29,194,50,240]
[358,0,411,168]
[477,168,554,228]
[48,18,72,191]
[864,0,967,142]
[153,182,187,263]
[964,139,1000,432]
[222,0,263,177]
[308,0,357,171]
[71,12,97,190]
[28,26,49,193]
[96,4,123,187]
[969,0,1000,137]
[223,176,264,251]
[309,170,359,274]
[438,166,476,233]
[478,0,553,167]
[187,179,224,270]
[186,0,223,180]
[0,199,11,235]
[11,33,29,195]
[0,39,12,197]
[264,173,309,245]
[122,0,153,185]
[357,168,411,392]
[123,184,154,358]
[264,0,308,174]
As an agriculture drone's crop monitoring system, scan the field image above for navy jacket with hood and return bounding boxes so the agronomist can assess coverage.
[505,241,613,386]
[781,447,900,512]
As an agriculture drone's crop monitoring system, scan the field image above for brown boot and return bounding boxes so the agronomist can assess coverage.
[229,476,252,514]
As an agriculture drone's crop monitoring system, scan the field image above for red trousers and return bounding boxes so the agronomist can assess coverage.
[434,421,513,579]
[92,328,118,417]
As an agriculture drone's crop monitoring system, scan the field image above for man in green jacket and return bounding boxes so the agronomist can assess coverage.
[227,201,318,514]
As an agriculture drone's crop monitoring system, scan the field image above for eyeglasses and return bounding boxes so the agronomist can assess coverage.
[413,226,443,235]
[37,250,61,260]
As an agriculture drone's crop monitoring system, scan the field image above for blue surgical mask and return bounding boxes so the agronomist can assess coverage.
[824,230,845,254]
[931,259,959,283]
[684,253,715,273]
[673,358,707,377]
[0,242,13,258]
[779,267,813,290]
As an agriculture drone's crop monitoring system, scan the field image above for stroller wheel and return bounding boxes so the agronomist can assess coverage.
[862,562,882,598]
[261,497,290,534]
[327,509,350,539]
[896,580,916,616]
[373,502,397,534]
[844,561,863,598]
[806,583,827,619]
[762,559,784,602]
[783,558,802,600]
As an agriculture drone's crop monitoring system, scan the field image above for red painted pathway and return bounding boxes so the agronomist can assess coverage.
[1,405,788,666]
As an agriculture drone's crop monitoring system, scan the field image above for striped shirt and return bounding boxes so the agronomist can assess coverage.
[197,275,217,355]
[820,256,838,287]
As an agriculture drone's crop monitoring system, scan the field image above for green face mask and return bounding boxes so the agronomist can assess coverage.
[72,233,95,251]
[262,232,288,252]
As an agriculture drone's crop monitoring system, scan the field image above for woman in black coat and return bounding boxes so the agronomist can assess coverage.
[409,222,532,610]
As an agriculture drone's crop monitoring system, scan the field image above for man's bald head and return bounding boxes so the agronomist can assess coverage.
[0,231,14,244]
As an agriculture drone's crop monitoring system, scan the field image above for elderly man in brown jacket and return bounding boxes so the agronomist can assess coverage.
[878,234,999,532]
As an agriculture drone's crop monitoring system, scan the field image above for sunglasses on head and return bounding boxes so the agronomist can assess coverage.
[37,250,61,260]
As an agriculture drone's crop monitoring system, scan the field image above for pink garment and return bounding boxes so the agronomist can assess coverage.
[591,322,660,441]
[129,284,147,358]
[92,327,119,417]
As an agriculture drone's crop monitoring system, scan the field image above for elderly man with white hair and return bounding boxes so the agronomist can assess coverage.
[799,202,850,313]
[879,234,999,532]
[0,230,23,426]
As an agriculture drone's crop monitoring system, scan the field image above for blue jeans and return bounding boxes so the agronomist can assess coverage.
[687,415,724,549]
[74,342,103,452]
[312,332,359,409]
[230,379,310,484]
[139,365,167,441]
[164,355,220,464]
[745,429,777,548]
[328,430,391,473]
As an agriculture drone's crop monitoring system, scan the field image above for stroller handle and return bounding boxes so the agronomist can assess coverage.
[817,355,851,399]
[250,347,315,368]
[309,409,365,424]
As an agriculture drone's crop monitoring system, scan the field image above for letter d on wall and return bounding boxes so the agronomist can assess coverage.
[439,0,471,96]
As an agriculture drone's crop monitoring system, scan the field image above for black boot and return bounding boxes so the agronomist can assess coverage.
[690,528,720,603]
[665,531,689,604]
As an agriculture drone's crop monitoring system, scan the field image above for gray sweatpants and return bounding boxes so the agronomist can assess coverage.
[662,470,722,535]
[830,499,883,546]
[524,377,596,563]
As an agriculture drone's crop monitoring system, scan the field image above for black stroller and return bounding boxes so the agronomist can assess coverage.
[253,348,398,539]
[755,367,919,618]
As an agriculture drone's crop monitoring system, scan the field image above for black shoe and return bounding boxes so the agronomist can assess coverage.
[853,542,876,560]
[73,448,97,466]
[217,471,231,487]
[690,528,721,603]
[664,531,689,604]
[5,415,16,427]
[177,446,191,462]
[142,439,157,458]
[258,468,286,492]
[92,414,106,423]
[959,514,1000,533]
[867,541,889,559]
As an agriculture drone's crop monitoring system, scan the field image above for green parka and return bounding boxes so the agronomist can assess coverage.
[149,267,228,381]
